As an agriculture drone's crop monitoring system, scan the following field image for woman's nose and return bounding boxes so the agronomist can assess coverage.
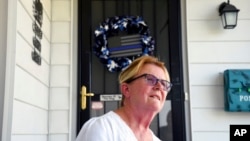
[153,80,164,90]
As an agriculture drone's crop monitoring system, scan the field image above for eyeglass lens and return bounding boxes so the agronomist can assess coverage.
[145,74,172,91]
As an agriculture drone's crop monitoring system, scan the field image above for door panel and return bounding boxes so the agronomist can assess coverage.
[77,0,185,141]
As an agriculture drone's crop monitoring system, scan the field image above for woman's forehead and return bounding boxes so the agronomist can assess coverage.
[138,64,169,79]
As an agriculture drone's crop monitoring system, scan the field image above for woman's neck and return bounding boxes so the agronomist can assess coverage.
[115,106,156,130]
[115,107,155,141]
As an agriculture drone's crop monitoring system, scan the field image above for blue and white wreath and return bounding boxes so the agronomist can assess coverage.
[94,15,155,72]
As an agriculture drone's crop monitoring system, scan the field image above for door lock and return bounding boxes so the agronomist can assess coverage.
[81,86,94,110]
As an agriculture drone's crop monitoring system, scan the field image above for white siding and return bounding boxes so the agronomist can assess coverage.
[3,0,74,140]
[0,0,8,140]
[49,0,72,141]
[11,0,51,141]
[12,100,48,134]
[186,0,250,140]
[11,0,73,141]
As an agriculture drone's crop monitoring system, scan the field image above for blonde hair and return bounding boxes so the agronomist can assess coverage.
[118,55,170,106]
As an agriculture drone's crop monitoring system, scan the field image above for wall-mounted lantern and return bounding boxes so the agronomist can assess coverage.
[219,0,240,29]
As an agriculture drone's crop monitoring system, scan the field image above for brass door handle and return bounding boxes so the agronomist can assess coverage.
[81,86,94,110]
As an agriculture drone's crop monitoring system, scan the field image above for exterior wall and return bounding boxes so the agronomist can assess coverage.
[0,0,8,139]
[49,0,73,140]
[11,0,51,141]
[2,0,75,141]
[186,0,250,141]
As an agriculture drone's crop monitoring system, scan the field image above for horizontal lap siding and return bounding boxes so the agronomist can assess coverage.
[12,100,48,134]
[49,0,72,141]
[14,67,49,109]
[190,86,224,108]
[192,109,250,131]
[192,132,229,141]
[187,0,250,141]
[12,135,47,141]
[189,42,250,63]
[16,34,50,85]
[12,0,51,141]
[188,20,250,41]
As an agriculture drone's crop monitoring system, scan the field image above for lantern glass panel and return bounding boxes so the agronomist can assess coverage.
[225,12,237,25]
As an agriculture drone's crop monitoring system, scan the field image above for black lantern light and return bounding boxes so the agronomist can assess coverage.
[219,0,240,29]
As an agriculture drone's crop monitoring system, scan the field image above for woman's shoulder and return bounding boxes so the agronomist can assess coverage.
[151,130,162,141]
[83,111,116,127]
[76,111,116,141]
[76,111,138,141]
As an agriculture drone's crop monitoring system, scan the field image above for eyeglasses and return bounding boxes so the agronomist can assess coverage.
[126,73,173,92]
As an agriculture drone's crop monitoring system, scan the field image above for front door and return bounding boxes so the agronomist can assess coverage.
[77,0,186,141]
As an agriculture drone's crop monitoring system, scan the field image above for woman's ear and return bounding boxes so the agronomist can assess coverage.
[120,83,130,98]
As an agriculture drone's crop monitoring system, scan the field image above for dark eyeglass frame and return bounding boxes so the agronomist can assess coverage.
[126,73,173,92]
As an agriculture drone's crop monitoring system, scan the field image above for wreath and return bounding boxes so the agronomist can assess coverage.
[94,15,155,72]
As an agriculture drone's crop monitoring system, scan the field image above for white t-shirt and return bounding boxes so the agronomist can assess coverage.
[76,111,161,141]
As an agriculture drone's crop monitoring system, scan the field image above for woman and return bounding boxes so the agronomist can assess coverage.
[76,56,172,141]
